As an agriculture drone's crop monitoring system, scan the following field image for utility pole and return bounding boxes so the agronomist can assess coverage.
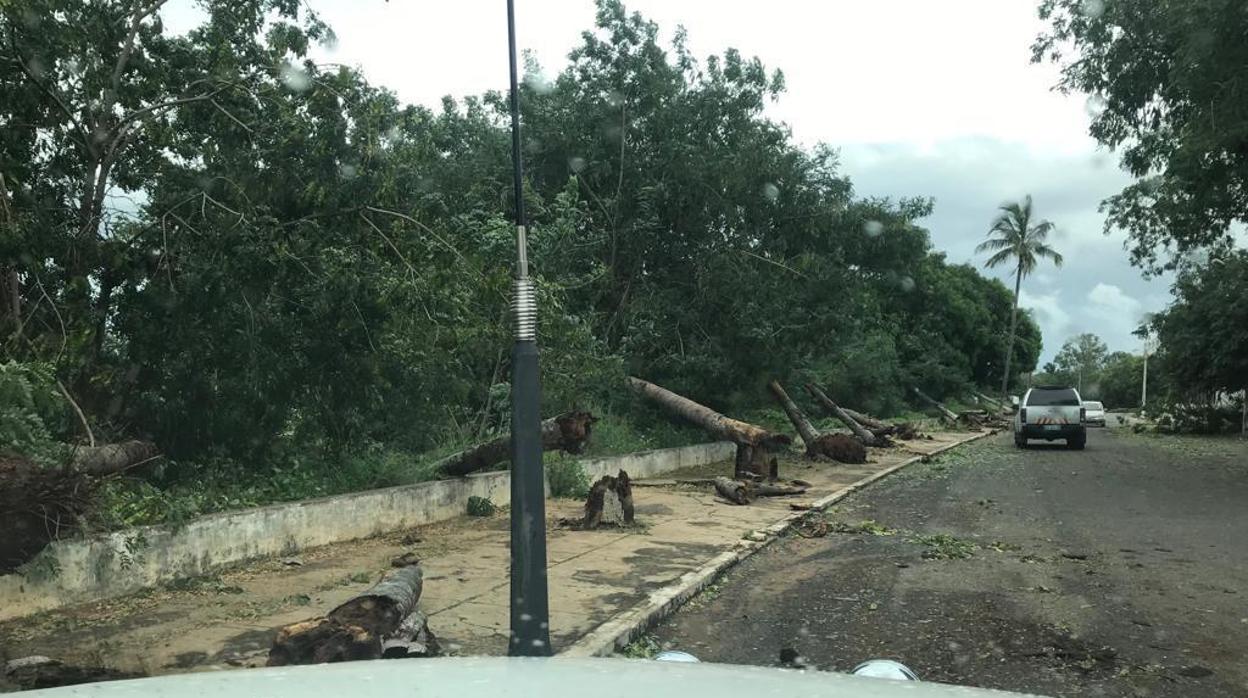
[504,0,552,657]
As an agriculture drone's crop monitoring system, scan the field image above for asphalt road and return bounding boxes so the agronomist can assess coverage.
[650,427,1248,697]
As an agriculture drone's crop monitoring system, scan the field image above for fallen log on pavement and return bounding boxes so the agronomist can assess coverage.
[436,411,596,477]
[840,407,921,441]
[583,470,635,529]
[748,481,807,497]
[628,377,790,479]
[805,384,891,447]
[380,611,440,659]
[714,476,750,505]
[268,563,428,665]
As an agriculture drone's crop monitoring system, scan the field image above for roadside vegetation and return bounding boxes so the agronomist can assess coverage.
[0,0,1043,534]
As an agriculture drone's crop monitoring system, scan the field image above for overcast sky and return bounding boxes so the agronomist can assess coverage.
[167,0,1171,363]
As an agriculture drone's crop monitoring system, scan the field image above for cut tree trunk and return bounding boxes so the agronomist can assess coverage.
[582,470,635,529]
[912,387,959,424]
[842,407,888,431]
[268,564,425,666]
[380,611,440,659]
[713,476,750,505]
[767,380,821,454]
[436,411,596,477]
[805,384,889,447]
[70,440,160,476]
[627,377,789,479]
[747,482,807,497]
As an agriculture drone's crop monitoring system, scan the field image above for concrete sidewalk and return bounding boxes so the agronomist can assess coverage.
[0,431,985,675]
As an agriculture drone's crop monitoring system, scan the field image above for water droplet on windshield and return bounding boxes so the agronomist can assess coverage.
[1079,0,1105,19]
[569,156,587,173]
[281,63,312,92]
[1085,93,1108,118]
[519,613,532,622]
[26,55,46,79]
[530,639,546,648]
[339,163,357,180]
[65,58,81,76]
[524,73,554,95]
[323,33,340,53]
[899,276,915,293]
[607,90,625,108]
[762,182,780,201]
[863,220,884,237]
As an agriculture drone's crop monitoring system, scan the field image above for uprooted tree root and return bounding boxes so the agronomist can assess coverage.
[0,454,97,573]
[808,434,867,464]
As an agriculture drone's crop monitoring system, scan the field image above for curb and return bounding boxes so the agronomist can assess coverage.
[560,429,999,657]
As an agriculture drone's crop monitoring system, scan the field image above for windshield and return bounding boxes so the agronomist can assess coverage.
[1026,389,1081,407]
[3,1,1245,696]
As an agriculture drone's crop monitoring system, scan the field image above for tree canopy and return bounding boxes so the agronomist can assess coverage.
[1034,0,1248,273]
[1,1,1043,490]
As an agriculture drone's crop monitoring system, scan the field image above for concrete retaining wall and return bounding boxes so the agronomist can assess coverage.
[0,441,733,621]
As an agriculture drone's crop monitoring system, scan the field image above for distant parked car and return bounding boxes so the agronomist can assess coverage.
[1014,386,1087,449]
[1082,401,1106,427]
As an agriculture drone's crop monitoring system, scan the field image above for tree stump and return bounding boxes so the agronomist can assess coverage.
[582,470,634,529]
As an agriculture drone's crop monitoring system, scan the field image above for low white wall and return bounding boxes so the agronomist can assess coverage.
[0,441,733,621]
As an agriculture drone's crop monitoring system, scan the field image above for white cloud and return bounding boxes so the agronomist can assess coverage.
[1087,282,1141,316]
[1018,288,1071,354]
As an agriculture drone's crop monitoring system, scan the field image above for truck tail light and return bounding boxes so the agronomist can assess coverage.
[1019,408,1027,423]
[1080,407,1086,423]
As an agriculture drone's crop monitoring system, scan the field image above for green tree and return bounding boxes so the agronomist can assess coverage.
[1098,351,1144,409]
[1034,0,1248,273]
[976,195,1063,402]
[1150,251,1248,410]
[1052,333,1108,394]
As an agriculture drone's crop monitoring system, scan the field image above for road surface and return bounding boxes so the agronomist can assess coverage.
[650,427,1248,697]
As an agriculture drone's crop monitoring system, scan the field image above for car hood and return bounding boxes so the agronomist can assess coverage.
[24,657,1042,697]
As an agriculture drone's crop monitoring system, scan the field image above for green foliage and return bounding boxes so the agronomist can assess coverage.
[466,496,496,517]
[1154,402,1244,436]
[1096,352,1144,409]
[544,455,589,499]
[910,533,977,560]
[0,360,68,464]
[1034,0,1248,273]
[619,633,662,659]
[0,0,1053,517]
[1151,252,1248,402]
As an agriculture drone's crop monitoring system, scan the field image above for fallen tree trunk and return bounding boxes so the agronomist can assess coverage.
[842,407,889,431]
[805,384,889,447]
[841,408,920,441]
[747,482,807,497]
[583,470,635,529]
[767,380,821,454]
[268,564,425,665]
[628,377,790,478]
[70,440,160,476]
[713,476,750,505]
[912,387,959,424]
[436,411,596,477]
[380,611,440,659]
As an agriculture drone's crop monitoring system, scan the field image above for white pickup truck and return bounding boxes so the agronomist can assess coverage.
[1013,386,1087,449]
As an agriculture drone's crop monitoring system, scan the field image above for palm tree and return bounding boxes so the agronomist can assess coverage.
[977,195,1063,403]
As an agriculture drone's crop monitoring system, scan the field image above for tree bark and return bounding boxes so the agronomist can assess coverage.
[380,611,440,659]
[628,377,789,479]
[713,476,750,505]
[268,564,424,666]
[767,380,821,454]
[1000,262,1023,405]
[436,411,595,477]
[70,440,159,475]
[842,407,887,431]
[911,387,959,424]
[582,470,634,529]
[627,377,789,449]
[805,384,886,446]
[747,482,806,497]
